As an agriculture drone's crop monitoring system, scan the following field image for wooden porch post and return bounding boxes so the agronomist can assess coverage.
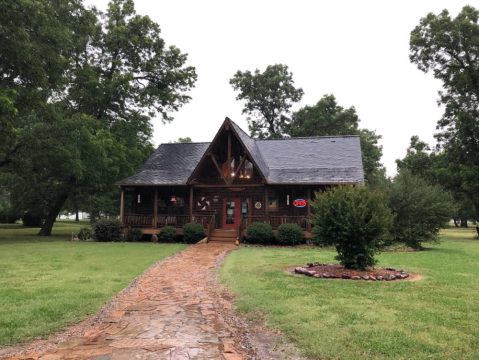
[264,186,269,223]
[153,188,158,228]
[189,186,194,220]
[120,188,125,224]
[306,187,312,232]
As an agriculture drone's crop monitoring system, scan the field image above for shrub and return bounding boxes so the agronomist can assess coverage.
[183,222,205,244]
[277,223,304,245]
[158,226,177,242]
[388,171,455,249]
[22,211,44,227]
[125,227,143,242]
[77,227,93,241]
[312,186,392,270]
[0,207,21,224]
[93,218,123,242]
[245,222,273,245]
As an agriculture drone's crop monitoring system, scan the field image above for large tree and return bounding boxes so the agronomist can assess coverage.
[0,0,197,235]
[410,6,479,225]
[396,136,476,228]
[288,94,385,184]
[0,0,91,167]
[230,64,304,139]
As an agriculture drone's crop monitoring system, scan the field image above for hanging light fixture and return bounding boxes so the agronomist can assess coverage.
[137,194,141,204]
[170,195,177,203]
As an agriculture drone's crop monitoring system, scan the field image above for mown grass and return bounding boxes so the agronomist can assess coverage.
[0,222,186,346]
[221,228,479,360]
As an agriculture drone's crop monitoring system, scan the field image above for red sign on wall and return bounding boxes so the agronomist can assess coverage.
[293,199,307,208]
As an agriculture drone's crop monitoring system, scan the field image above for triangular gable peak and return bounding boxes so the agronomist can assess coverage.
[187,118,267,185]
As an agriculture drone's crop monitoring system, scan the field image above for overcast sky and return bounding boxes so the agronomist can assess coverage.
[87,0,471,175]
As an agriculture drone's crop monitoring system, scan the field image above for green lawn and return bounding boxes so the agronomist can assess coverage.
[0,222,186,346]
[221,228,479,360]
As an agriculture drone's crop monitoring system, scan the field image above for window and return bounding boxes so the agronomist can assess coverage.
[239,159,253,179]
[268,196,278,211]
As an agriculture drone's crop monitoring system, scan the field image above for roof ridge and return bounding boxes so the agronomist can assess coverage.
[257,135,360,141]
[159,142,211,145]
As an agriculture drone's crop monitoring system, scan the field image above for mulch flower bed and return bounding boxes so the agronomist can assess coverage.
[294,263,410,281]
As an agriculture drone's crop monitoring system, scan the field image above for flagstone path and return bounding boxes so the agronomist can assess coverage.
[7,243,246,360]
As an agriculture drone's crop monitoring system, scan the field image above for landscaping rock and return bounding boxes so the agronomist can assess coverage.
[294,267,309,275]
[293,263,412,282]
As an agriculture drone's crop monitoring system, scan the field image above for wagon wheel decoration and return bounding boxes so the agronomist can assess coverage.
[197,197,210,211]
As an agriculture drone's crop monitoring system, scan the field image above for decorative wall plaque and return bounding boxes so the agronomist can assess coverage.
[293,199,307,208]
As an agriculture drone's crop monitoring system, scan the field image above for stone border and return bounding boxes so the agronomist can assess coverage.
[294,263,410,281]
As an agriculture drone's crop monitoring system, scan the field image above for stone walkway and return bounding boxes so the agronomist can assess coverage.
[8,243,245,360]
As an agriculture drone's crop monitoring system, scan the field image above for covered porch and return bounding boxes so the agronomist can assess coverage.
[119,184,315,239]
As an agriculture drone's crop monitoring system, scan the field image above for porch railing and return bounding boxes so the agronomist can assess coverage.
[124,213,214,229]
[124,214,153,227]
[243,215,309,230]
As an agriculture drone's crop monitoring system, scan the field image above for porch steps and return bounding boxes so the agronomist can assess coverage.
[208,229,237,243]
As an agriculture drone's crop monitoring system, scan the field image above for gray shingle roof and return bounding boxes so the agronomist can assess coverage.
[117,121,364,186]
[117,142,209,185]
[256,136,364,184]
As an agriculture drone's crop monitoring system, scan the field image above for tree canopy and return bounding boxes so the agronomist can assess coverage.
[0,0,197,235]
[230,64,304,139]
[396,136,476,226]
[175,137,193,143]
[410,5,479,222]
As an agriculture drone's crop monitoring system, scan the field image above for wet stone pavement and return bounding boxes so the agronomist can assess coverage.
[9,243,244,360]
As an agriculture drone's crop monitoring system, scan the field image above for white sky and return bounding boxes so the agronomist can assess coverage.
[87,0,473,175]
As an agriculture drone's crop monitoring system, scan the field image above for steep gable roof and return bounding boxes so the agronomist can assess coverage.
[117,119,364,186]
[187,117,268,183]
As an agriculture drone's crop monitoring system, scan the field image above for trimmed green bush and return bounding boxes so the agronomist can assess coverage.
[93,218,123,242]
[312,186,392,270]
[277,223,304,245]
[125,227,143,242]
[77,227,93,241]
[245,222,273,245]
[183,222,205,244]
[388,171,454,249]
[158,226,176,242]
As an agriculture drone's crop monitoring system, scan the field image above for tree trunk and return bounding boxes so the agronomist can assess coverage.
[38,191,71,236]
[460,218,468,228]
[453,218,460,227]
[75,209,79,222]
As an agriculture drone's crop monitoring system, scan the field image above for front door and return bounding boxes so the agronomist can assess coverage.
[222,198,241,229]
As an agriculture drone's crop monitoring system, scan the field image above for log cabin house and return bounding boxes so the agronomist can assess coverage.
[117,117,364,242]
